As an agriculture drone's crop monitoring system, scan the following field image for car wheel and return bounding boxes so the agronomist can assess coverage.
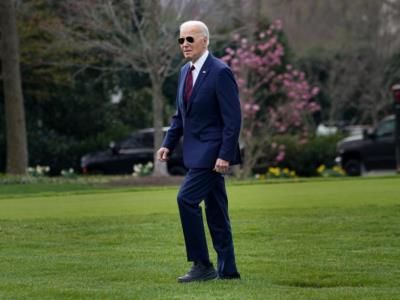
[344,159,362,176]
[168,166,187,176]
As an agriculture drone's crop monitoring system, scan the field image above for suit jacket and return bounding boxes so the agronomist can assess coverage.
[162,53,242,169]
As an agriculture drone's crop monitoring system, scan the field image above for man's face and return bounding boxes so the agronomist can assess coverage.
[179,25,207,62]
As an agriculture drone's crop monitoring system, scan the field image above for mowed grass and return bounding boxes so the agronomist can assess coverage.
[0,177,399,299]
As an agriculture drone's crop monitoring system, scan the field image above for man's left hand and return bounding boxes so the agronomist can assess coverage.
[214,158,230,174]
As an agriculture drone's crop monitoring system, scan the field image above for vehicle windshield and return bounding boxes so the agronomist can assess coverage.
[375,119,395,138]
[118,132,153,148]
[118,137,138,148]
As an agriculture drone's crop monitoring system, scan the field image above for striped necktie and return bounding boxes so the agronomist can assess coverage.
[184,65,195,104]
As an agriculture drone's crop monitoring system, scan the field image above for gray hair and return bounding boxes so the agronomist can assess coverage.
[180,20,210,46]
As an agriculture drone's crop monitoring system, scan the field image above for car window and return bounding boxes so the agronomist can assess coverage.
[119,135,142,148]
[141,131,167,148]
[142,133,154,148]
[117,130,163,149]
[375,119,395,139]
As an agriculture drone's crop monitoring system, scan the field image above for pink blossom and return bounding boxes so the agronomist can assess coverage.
[278,125,286,132]
[237,78,245,86]
[220,20,320,172]
[275,151,285,162]
[221,55,231,62]
[308,102,321,112]
[274,19,283,30]
[311,87,320,95]
[226,47,234,55]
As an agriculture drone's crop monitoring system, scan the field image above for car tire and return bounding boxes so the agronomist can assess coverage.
[168,166,187,176]
[344,159,362,176]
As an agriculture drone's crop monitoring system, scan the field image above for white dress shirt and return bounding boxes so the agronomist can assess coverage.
[190,50,209,87]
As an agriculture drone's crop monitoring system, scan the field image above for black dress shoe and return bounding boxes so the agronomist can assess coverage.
[218,272,241,280]
[178,262,218,283]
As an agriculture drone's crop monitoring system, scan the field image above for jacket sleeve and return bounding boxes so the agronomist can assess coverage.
[161,71,184,153]
[216,67,242,162]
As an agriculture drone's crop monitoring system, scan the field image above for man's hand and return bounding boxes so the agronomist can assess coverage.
[213,158,230,174]
[157,147,170,162]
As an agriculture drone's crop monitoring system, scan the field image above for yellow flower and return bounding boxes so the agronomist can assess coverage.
[268,167,281,177]
[317,165,326,174]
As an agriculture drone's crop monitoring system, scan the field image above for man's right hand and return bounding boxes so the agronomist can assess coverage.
[157,147,170,162]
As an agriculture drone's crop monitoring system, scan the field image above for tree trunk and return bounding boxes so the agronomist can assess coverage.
[0,0,28,175]
[144,0,168,177]
[240,139,254,179]
[151,75,168,176]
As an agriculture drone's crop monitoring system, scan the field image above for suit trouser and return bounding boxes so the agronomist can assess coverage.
[177,168,239,276]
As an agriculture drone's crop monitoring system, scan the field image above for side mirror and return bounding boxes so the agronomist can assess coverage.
[109,141,119,155]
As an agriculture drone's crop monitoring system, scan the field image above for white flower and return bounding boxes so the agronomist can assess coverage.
[133,164,142,173]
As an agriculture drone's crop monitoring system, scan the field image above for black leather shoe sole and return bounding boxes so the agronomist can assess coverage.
[178,269,218,283]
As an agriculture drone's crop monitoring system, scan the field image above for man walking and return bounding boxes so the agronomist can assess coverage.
[157,20,241,283]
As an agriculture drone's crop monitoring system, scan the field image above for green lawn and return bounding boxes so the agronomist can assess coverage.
[0,177,399,299]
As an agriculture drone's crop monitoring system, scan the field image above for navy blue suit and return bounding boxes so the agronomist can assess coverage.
[162,53,241,277]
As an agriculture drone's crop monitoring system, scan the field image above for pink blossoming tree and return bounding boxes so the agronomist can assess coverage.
[222,20,320,178]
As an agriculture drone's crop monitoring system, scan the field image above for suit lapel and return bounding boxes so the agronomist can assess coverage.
[187,54,213,114]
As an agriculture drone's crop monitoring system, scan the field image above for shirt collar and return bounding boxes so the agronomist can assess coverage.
[191,50,209,71]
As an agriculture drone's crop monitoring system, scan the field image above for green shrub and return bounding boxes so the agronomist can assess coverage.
[267,134,344,177]
[255,135,343,176]
[27,123,131,175]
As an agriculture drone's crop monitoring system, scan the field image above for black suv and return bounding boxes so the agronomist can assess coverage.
[80,127,186,175]
[335,115,395,176]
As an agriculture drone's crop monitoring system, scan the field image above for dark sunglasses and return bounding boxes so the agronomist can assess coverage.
[178,36,194,44]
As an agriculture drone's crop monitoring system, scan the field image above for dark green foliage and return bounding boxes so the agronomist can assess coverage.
[5,0,398,176]
[0,98,5,171]
[0,0,162,174]
[296,54,330,124]
[0,133,5,172]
